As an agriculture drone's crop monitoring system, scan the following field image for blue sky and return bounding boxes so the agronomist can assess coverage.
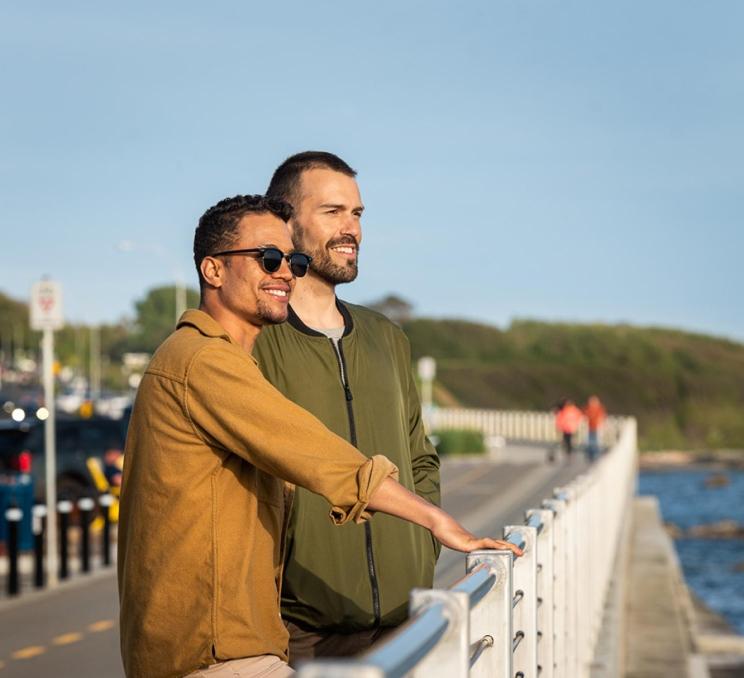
[2,2,743,339]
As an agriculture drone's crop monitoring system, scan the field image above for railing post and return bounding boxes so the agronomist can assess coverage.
[543,497,567,678]
[528,508,555,678]
[466,551,513,678]
[505,524,538,678]
[409,589,469,677]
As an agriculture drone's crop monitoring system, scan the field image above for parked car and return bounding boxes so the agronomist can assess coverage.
[0,416,128,502]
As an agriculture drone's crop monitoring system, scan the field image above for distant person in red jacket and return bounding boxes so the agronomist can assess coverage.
[584,395,607,462]
[555,399,584,460]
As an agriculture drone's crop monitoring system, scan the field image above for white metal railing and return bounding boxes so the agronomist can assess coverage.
[428,407,625,448]
[297,416,637,678]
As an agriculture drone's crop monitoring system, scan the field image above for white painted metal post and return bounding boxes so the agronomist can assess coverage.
[506,525,538,678]
[466,551,514,678]
[410,589,469,678]
[528,508,555,678]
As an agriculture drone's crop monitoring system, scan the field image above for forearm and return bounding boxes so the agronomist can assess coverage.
[367,477,443,530]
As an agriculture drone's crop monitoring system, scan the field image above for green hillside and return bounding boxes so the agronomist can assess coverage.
[402,318,744,451]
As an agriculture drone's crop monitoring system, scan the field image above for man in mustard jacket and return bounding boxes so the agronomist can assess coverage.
[255,152,441,663]
[118,194,520,678]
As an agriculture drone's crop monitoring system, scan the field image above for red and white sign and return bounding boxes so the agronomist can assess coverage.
[30,280,64,331]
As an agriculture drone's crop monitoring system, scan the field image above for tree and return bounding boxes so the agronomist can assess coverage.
[366,294,415,325]
[127,285,200,353]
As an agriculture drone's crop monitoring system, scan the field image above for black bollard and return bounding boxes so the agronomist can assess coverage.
[32,504,46,588]
[77,497,95,573]
[5,505,22,596]
[57,500,73,580]
[99,494,114,567]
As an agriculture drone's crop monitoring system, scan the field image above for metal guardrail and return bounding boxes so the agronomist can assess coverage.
[298,415,637,678]
[429,407,625,449]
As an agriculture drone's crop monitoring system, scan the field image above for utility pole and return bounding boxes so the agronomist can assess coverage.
[89,325,101,400]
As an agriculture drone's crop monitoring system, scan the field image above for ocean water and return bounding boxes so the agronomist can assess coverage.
[639,469,744,634]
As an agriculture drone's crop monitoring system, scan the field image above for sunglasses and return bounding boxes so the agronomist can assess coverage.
[210,247,312,277]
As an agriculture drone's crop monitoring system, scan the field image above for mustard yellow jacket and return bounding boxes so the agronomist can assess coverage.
[118,310,397,678]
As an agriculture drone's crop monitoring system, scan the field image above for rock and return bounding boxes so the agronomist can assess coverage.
[687,520,744,538]
[704,473,730,488]
[664,522,685,539]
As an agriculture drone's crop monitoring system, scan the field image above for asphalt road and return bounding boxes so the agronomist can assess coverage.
[0,446,587,677]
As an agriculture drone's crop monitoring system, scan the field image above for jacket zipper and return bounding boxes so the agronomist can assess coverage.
[332,337,382,627]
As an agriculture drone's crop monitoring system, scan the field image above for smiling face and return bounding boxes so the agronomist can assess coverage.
[202,211,296,328]
[290,168,363,285]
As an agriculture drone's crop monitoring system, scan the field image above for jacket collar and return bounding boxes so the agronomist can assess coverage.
[177,309,234,342]
[287,298,354,338]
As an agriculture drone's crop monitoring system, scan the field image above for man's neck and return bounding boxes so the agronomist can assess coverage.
[198,302,261,354]
[290,273,344,329]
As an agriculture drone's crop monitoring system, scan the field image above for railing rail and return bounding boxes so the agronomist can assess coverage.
[298,414,637,678]
[428,407,625,448]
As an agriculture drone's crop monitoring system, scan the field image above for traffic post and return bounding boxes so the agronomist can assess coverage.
[57,499,72,580]
[99,493,114,566]
[30,279,64,588]
[32,504,47,588]
[5,505,22,596]
[78,497,95,572]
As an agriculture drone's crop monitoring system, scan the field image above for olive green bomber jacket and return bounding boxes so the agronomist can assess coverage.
[254,300,441,631]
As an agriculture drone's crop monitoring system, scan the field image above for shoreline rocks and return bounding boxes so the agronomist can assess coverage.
[664,519,744,539]
[640,449,744,470]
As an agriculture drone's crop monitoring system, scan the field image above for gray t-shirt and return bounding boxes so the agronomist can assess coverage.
[310,326,346,383]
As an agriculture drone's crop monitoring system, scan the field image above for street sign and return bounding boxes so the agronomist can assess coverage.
[418,356,436,381]
[30,280,64,331]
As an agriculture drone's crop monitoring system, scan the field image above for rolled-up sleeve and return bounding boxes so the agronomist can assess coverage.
[184,342,398,523]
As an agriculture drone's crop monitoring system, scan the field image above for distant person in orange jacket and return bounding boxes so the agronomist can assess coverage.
[555,399,584,460]
[584,395,607,462]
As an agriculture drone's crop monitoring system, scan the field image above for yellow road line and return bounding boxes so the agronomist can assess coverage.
[88,619,115,633]
[52,632,83,646]
[11,646,46,660]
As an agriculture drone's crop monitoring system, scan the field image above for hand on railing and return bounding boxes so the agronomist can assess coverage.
[367,477,523,557]
[430,510,524,556]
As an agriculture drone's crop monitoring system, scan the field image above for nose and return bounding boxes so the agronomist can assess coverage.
[273,256,295,281]
[340,213,362,243]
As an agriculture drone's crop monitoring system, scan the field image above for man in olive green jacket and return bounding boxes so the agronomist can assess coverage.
[255,152,441,661]
[118,194,521,678]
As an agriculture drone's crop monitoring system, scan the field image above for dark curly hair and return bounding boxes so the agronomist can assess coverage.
[266,151,356,207]
[193,194,293,291]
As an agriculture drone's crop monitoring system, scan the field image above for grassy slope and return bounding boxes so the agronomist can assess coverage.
[403,318,744,451]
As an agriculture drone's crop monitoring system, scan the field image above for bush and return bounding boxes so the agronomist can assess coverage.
[432,429,486,456]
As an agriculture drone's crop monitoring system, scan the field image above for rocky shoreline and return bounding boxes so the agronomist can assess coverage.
[640,449,744,469]
[665,519,744,540]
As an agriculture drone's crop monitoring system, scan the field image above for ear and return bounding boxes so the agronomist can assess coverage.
[200,256,224,289]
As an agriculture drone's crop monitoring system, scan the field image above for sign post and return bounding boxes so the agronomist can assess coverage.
[30,280,64,588]
[417,356,436,430]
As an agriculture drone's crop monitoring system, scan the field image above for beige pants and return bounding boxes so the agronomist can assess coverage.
[184,655,294,677]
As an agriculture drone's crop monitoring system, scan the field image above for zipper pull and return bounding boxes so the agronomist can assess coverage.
[344,385,353,401]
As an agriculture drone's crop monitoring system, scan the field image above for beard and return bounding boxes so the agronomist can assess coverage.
[256,298,289,325]
[293,221,359,285]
